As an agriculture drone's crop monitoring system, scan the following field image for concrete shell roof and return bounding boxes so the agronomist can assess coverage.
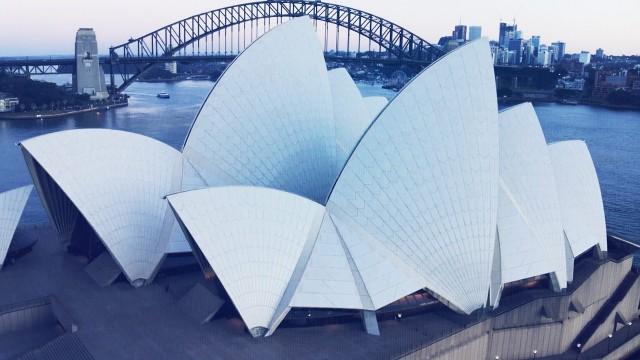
[548,140,607,256]
[328,68,376,171]
[497,103,567,290]
[182,17,337,205]
[20,129,183,284]
[326,39,500,314]
[167,186,327,335]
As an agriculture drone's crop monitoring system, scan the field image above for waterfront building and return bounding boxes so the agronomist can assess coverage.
[18,17,388,288]
[0,92,19,112]
[592,70,628,98]
[72,28,109,100]
[468,26,482,41]
[169,19,605,338]
[171,25,501,337]
[0,186,32,269]
[16,17,614,345]
[557,78,586,91]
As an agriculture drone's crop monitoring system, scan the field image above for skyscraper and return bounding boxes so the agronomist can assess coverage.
[548,44,559,63]
[469,26,482,41]
[508,38,524,64]
[596,48,605,59]
[537,45,551,67]
[499,22,517,48]
[453,25,467,41]
[552,42,566,61]
[530,36,541,51]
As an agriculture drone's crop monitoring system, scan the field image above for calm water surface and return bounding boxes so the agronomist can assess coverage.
[1,79,639,243]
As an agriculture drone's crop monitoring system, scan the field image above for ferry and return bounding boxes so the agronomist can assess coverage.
[157,92,170,99]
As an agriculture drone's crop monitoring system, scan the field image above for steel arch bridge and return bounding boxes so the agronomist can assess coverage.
[107,0,442,92]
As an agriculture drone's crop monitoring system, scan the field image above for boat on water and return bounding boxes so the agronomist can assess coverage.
[561,99,579,105]
[186,74,210,81]
[157,92,170,99]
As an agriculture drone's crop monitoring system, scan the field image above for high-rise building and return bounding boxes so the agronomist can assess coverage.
[452,25,467,41]
[530,36,541,52]
[579,51,591,65]
[596,48,605,59]
[522,42,535,65]
[552,42,566,61]
[469,26,482,41]
[508,38,524,64]
[499,22,517,48]
[548,44,560,63]
[537,45,551,67]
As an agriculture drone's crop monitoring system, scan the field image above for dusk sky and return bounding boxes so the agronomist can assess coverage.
[2,0,639,56]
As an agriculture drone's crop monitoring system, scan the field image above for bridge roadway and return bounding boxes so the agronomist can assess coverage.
[0,54,428,75]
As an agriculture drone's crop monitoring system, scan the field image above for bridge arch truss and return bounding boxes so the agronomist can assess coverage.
[108,1,441,92]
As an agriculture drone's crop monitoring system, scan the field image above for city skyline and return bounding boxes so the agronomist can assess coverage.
[1,0,639,56]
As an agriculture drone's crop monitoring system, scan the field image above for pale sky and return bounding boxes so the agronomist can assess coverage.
[1,0,639,56]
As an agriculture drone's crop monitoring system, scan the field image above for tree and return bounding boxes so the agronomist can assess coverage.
[607,89,640,106]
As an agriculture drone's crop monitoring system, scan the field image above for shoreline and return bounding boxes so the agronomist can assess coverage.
[498,97,640,111]
[0,102,128,120]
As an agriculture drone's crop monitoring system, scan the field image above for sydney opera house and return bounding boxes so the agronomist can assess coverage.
[3,17,640,359]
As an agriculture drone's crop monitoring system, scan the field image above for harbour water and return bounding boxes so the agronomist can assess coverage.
[1,78,639,243]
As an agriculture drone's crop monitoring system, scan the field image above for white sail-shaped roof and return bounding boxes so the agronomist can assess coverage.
[549,140,607,256]
[497,103,567,291]
[0,185,32,268]
[326,39,500,314]
[20,129,183,285]
[328,213,428,310]
[363,96,388,120]
[289,214,366,311]
[328,68,373,168]
[167,186,326,337]
[182,17,337,204]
